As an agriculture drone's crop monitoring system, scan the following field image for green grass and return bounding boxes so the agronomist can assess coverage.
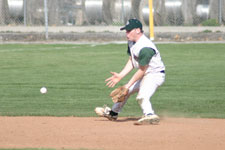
[156,43,225,118]
[0,43,225,118]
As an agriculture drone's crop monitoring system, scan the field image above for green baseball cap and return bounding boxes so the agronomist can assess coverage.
[120,19,143,31]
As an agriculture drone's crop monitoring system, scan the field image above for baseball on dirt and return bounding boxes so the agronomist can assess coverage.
[40,87,47,94]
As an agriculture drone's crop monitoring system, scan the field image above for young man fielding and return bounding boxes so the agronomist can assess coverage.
[95,19,165,125]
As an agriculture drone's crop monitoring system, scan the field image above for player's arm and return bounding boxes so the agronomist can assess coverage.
[125,65,147,89]
[125,48,156,89]
[105,57,133,87]
[118,56,133,78]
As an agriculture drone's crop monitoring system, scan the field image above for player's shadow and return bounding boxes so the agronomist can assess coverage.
[95,117,139,122]
[116,117,139,122]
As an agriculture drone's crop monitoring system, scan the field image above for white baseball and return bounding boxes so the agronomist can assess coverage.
[40,87,47,94]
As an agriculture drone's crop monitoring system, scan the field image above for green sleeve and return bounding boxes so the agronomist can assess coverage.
[138,48,156,66]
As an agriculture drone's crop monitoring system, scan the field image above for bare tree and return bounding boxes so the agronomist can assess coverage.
[182,0,197,25]
[26,0,44,25]
[48,0,61,25]
[0,0,9,25]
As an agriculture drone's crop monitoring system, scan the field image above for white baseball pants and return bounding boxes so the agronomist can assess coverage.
[112,72,165,116]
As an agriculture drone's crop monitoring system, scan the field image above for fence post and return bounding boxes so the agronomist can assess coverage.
[148,0,154,40]
[44,0,48,40]
[24,0,27,26]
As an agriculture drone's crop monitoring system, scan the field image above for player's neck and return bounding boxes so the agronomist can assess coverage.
[134,33,143,42]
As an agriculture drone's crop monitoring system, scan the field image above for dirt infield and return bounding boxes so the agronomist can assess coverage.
[1,117,225,150]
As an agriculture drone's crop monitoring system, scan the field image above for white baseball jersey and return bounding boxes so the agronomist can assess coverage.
[128,34,165,73]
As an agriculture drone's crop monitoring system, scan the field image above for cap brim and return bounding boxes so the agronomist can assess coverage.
[120,26,126,30]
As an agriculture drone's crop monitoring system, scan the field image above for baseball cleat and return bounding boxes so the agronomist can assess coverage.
[95,105,118,121]
[134,114,160,125]
[104,113,118,121]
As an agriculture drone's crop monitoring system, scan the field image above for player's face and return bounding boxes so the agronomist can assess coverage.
[126,29,139,42]
[126,29,136,41]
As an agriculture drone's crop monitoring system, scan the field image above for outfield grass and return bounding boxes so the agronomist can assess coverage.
[0,43,224,118]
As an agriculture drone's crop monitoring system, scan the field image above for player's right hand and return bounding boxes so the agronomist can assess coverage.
[105,72,121,88]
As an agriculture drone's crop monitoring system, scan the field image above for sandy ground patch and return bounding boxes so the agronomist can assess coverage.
[0,116,225,150]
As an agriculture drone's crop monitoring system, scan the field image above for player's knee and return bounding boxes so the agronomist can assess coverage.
[136,97,144,105]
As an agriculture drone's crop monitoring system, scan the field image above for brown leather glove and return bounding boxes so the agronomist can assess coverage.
[110,86,129,103]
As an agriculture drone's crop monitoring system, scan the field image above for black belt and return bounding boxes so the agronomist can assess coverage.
[160,70,165,73]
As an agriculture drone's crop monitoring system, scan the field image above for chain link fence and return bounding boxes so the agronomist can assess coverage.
[1,0,225,27]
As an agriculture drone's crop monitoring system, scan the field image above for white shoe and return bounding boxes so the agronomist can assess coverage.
[134,114,160,125]
[95,105,118,121]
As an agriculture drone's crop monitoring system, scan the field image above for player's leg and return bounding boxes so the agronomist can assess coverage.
[111,79,140,113]
[95,80,141,120]
[135,73,165,125]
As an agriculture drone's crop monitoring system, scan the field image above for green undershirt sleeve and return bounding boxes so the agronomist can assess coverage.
[138,47,156,66]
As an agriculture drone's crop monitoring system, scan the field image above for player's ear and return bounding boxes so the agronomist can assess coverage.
[136,28,141,34]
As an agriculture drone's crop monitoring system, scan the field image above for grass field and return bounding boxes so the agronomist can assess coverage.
[0,43,225,118]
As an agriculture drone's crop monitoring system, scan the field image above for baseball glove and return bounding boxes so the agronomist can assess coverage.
[110,86,129,103]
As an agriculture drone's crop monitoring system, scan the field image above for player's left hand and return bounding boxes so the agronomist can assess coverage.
[110,86,129,103]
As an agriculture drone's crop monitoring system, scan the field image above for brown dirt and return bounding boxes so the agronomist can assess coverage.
[0,116,225,150]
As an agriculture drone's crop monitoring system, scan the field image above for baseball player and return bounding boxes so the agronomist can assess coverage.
[95,19,165,125]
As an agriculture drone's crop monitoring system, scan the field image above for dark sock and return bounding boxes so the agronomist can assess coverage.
[110,110,118,116]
